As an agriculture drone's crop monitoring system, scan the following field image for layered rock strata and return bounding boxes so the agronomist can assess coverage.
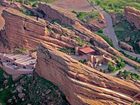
[2,8,77,52]
[36,44,140,105]
[125,6,140,29]
[2,7,140,68]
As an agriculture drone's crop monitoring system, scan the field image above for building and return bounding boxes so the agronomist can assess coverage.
[77,46,96,55]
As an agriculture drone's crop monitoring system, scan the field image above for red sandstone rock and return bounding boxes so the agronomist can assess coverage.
[2,7,140,68]
[119,41,134,52]
[125,6,140,29]
[2,8,75,51]
[36,44,140,105]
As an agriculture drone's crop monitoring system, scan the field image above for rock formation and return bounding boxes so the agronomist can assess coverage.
[2,7,140,68]
[119,41,134,52]
[2,8,47,51]
[1,4,140,105]
[38,3,78,26]
[125,6,140,29]
[2,8,77,52]
[36,44,140,105]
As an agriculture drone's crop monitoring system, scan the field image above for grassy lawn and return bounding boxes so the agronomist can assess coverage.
[89,0,140,13]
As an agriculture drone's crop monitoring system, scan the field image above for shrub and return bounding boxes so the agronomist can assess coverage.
[108,62,116,72]
[96,32,114,47]
[117,70,140,81]
[75,11,100,23]
[75,37,88,47]
[79,59,87,64]
[59,47,75,55]
[97,29,103,33]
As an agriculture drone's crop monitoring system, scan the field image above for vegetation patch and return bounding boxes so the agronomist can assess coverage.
[79,59,87,64]
[108,58,125,73]
[0,68,69,105]
[114,15,140,54]
[59,47,75,55]
[117,70,140,81]
[73,10,99,23]
[89,0,140,13]
[9,0,56,6]
[96,30,114,47]
[75,37,89,47]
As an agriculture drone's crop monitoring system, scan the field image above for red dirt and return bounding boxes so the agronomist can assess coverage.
[0,6,5,30]
[53,0,93,12]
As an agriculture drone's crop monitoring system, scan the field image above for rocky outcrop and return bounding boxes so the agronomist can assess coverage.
[125,6,140,29]
[38,3,78,26]
[2,8,47,51]
[36,44,140,105]
[2,7,140,68]
[119,41,134,52]
[2,8,77,52]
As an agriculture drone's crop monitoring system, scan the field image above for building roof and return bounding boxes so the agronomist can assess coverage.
[79,47,95,54]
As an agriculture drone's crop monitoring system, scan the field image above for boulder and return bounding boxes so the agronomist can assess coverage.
[119,41,134,52]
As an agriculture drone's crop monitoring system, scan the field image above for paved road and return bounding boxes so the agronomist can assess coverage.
[92,5,140,59]
[102,8,140,58]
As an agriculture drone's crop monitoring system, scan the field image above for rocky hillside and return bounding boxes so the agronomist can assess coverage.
[0,68,69,105]
[1,4,140,70]
[36,44,140,105]
[1,4,140,105]
[2,8,46,51]
[125,6,140,30]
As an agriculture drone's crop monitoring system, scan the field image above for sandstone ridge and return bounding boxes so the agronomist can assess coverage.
[36,44,140,105]
[125,6,140,29]
[2,7,140,69]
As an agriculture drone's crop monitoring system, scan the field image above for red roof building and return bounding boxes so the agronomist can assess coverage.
[78,47,95,55]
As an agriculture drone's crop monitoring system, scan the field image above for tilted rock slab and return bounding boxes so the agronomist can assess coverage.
[2,8,75,51]
[125,6,140,30]
[36,44,140,105]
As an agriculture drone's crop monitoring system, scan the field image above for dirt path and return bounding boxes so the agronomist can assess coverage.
[0,6,5,30]
[53,0,93,12]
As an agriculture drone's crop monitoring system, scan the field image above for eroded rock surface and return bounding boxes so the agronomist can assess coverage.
[125,6,140,29]
[36,44,140,105]
[119,41,134,52]
[2,7,140,68]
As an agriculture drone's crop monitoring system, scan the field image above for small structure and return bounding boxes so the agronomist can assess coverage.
[78,46,95,55]
[89,55,116,68]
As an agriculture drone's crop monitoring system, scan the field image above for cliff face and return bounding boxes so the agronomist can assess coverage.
[36,44,140,105]
[38,3,77,26]
[2,8,47,51]
[125,6,140,29]
[2,7,140,68]
[2,8,77,52]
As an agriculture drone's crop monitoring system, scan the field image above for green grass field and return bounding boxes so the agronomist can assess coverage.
[89,0,140,13]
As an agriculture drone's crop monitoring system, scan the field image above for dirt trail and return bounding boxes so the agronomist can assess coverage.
[53,0,93,12]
